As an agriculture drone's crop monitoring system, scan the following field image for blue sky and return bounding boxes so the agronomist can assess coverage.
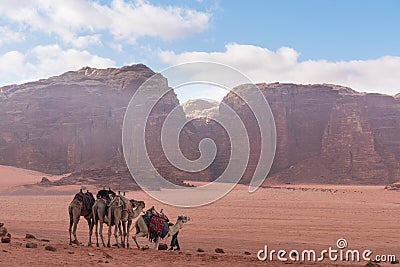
[0,0,399,101]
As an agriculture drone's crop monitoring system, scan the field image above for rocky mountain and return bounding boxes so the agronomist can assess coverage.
[182,99,219,119]
[0,64,209,187]
[206,83,400,185]
[1,65,399,186]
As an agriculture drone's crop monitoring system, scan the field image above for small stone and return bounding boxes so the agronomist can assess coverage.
[26,243,38,248]
[158,243,168,250]
[103,252,113,259]
[215,248,224,254]
[40,239,50,242]
[67,250,74,254]
[141,245,150,250]
[0,223,4,227]
[45,245,57,252]
[1,236,11,243]
[105,261,109,264]
[196,248,205,252]
[244,251,251,255]
[97,260,103,263]
[25,234,36,239]
[88,252,94,256]
[2,249,8,252]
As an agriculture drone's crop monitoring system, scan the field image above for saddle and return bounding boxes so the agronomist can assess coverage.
[143,207,170,242]
[74,191,95,213]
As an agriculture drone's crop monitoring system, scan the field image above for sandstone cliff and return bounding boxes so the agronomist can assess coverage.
[0,64,208,187]
[1,65,399,186]
[207,83,400,185]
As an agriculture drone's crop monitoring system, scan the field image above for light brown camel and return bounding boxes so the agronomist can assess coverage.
[68,198,94,246]
[107,196,145,248]
[133,214,190,250]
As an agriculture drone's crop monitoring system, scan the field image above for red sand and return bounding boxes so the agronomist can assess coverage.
[0,166,399,266]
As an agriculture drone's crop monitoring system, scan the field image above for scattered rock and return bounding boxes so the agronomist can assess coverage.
[67,250,74,254]
[103,252,113,259]
[215,248,225,254]
[141,245,150,251]
[365,261,383,267]
[88,252,94,256]
[1,237,11,243]
[0,223,3,227]
[158,243,168,250]
[45,245,57,252]
[105,261,109,264]
[244,251,251,255]
[3,249,8,252]
[197,248,205,252]
[97,260,103,263]
[25,234,36,239]
[39,177,52,186]
[26,243,38,248]
[40,239,50,242]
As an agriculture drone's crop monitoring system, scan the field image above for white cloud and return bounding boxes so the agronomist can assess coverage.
[0,45,115,86]
[0,0,211,48]
[0,26,25,47]
[159,43,400,95]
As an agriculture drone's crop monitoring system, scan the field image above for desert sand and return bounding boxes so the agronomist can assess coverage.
[0,166,399,266]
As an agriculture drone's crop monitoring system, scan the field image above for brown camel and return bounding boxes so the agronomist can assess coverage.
[107,196,145,248]
[133,214,190,250]
[68,198,94,246]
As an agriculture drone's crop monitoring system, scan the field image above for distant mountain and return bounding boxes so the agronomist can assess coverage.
[182,99,219,119]
[1,65,399,186]
[0,64,210,187]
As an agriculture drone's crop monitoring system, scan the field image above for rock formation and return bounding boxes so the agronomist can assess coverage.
[1,65,399,186]
[0,64,208,187]
[207,83,400,185]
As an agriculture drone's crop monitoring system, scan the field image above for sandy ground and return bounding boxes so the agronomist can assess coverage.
[0,166,399,266]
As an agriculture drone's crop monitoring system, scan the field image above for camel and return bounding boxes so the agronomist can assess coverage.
[133,214,190,250]
[92,189,115,247]
[107,195,145,248]
[68,194,94,246]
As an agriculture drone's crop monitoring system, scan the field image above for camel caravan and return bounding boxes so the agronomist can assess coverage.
[68,189,190,250]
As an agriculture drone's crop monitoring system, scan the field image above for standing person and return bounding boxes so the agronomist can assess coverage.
[169,231,180,250]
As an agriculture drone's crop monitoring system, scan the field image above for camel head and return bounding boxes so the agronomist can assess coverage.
[178,215,190,223]
[130,200,145,210]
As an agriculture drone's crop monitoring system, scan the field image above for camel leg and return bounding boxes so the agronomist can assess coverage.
[72,217,80,245]
[94,219,99,247]
[99,219,106,247]
[119,221,124,248]
[86,217,93,246]
[69,210,74,245]
[107,224,112,248]
[133,232,147,249]
[122,221,128,247]
[114,218,120,248]
[126,220,132,248]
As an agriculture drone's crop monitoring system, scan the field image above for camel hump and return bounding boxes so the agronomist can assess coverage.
[73,191,95,212]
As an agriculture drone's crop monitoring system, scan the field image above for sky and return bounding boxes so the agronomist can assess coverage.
[0,0,399,102]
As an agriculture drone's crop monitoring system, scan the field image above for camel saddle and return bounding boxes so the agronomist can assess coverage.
[74,191,95,213]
